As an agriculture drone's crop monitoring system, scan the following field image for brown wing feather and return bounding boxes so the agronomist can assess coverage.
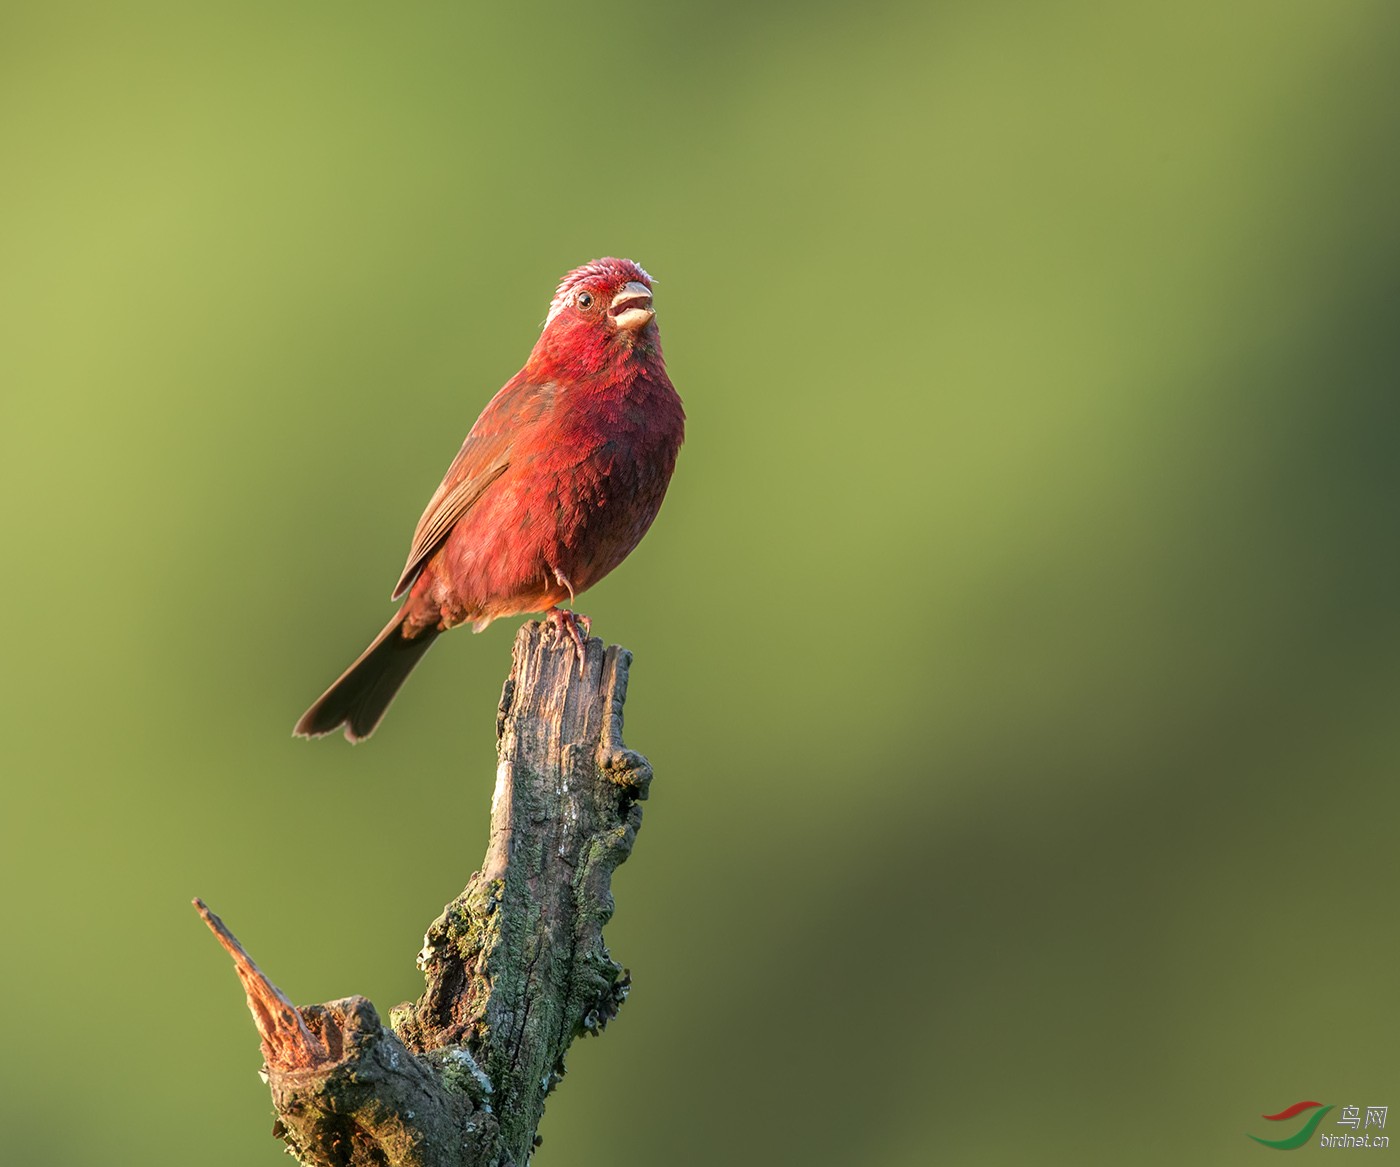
[391,459,508,598]
[389,375,559,600]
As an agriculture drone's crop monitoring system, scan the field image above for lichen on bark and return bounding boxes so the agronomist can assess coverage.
[199,622,653,1167]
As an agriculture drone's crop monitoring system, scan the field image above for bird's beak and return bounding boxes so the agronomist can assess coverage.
[608,281,655,331]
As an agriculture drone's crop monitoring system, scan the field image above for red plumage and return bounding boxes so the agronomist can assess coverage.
[295,258,685,742]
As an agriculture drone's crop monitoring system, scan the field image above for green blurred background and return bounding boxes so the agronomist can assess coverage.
[2,1,1397,1163]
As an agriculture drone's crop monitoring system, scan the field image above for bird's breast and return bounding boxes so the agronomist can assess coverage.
[423,371,682,623]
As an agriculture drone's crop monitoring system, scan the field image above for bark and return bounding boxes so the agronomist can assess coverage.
[197,622,653,1167]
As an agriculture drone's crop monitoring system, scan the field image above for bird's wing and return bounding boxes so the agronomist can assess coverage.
[391,458,508,598]
[390,376,555,599]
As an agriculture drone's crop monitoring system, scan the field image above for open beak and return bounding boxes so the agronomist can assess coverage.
[608,281,655,331]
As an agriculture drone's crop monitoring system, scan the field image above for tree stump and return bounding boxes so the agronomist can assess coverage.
[197,622,653,1166]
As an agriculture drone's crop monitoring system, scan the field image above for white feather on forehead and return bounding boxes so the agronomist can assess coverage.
[543,258,653,328]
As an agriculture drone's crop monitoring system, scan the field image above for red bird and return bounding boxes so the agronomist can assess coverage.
[295,257,685,742]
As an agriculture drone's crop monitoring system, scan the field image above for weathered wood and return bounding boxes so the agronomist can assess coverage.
[198,622,652,1167]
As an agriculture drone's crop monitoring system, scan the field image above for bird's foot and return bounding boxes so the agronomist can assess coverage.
[543,607,591,673]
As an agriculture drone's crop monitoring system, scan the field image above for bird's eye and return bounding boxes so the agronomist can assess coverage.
[576,291,594,310]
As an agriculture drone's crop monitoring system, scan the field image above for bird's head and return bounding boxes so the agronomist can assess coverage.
[528,257,661,379]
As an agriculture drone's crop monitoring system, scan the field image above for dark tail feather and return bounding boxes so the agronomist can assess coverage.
[294,608,440,742]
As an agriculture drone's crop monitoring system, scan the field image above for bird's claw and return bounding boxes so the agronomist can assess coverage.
[543,607,590,673]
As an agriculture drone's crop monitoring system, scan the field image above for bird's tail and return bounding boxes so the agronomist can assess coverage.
[294,607,439,742]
